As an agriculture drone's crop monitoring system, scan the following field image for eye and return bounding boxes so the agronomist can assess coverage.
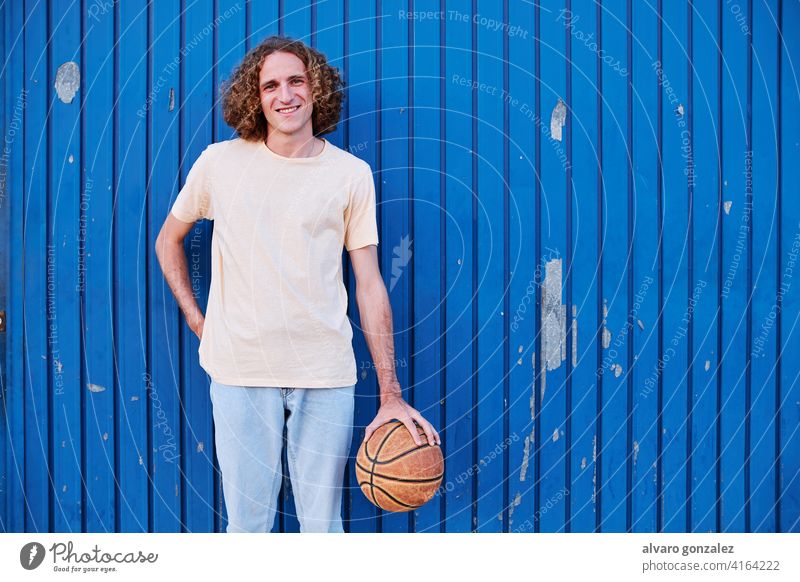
[291,78,304,85]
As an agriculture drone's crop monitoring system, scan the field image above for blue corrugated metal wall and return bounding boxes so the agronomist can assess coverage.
[1,0,799,533]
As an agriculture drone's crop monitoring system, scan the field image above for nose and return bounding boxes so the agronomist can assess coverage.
[278,82,293,104]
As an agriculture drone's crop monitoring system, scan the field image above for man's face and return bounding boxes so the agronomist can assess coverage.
[259,51,314,139]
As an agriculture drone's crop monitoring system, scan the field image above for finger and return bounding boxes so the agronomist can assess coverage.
[401,416,423,446]
[411,414,437,446]
[364,422,379,443]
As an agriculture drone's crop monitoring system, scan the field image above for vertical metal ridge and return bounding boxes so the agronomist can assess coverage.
[375,0,382,533]
[626,0,634,533]
[470,0,478,534]
[686,0,694,533]
[502,0,510,534]
[656,0,664,533]
[594,0,603,532]
[79,0,87,535]
[533,0,541,534]
[438,0,446,533]
[144,0,154,534]
[716,0,724,534]
[112,0,121,534]
[564,0,574,533]
[744,0,753,533]
[408,0,416,534]
[774,0,783,533]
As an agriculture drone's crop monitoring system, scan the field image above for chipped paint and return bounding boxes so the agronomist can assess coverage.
[571,305,578,367]
[541,258,566,371]
[552,427,559,442]
[87,383,106,393]
[581,456,587,469]
[676,103,685,116]
[55,61,80,103]
[705,360,711,371]
[550,97,567,141]
[508,491,522,523]
[197,442,204,452]
[723,200,732,214]
[591,435,597,506]
[633,440,640,464]
[612,363,623,377]
[601,299,611,348]
[520,436,530,481]
[168,87,175,111]
[637,319,645,330]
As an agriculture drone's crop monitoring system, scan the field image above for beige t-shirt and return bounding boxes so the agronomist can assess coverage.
[170,137,379,387]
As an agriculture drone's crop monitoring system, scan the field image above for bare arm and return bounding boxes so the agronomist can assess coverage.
[155,213,205,339]
[350,245,440,447]
[354,255,402,404]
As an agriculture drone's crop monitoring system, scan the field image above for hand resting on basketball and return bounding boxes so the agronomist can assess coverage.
[364,394,441,448]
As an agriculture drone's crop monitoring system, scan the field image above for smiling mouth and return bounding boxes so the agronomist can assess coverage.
[276,105,300,115]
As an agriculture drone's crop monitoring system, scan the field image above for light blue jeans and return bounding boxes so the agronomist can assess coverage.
[209,380,355,533]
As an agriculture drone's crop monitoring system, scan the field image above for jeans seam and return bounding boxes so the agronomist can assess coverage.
[285,437,305,529]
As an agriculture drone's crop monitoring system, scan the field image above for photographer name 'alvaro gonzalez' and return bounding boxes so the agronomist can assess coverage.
[50,541,158,565]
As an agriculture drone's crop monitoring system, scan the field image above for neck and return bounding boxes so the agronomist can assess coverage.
[266,130,320,158]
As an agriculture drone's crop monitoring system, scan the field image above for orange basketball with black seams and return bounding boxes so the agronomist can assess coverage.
[356,420,444,512]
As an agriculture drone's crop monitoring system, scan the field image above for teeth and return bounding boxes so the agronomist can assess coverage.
[277,105,299,113]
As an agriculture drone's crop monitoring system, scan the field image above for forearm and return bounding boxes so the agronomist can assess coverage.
[155,237,203,331]
[356,281,402,404]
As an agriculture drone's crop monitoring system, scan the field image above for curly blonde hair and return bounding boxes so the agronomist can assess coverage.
[220,35,344,140]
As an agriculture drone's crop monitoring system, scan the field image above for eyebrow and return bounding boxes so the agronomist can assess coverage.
[260,74,306,88]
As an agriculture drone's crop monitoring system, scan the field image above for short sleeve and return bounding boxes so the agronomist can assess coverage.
[170,145,216,223]
[344,163,379,251]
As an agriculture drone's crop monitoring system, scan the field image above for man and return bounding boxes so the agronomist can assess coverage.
[155,35,440,533]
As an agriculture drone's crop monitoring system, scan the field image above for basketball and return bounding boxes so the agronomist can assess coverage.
[356,420,444,512]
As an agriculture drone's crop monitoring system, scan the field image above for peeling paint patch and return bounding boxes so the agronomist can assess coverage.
[571,305,578,367]
[705,360,711,371]
[612,363,623,377]
[520,436,530,481]
[633,440,640,465]
[87,383,106,393]
[168,87,175,111]
[542,258,566,371]
[637,319,645,330]
[723,200,732,214]
[591,436,597,504]
[552,428,559,442]
[550,97,567,141]
[55,61,80,103]
[581,456,587,469]
[508,491,522,523]
[601,299,611,348]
